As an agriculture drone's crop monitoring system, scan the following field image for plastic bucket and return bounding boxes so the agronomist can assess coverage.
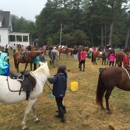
[71,81,78,92]
[99,68,103,72]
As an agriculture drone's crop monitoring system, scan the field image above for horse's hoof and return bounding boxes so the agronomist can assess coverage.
[101,106,105,110]
[108,125,115,130]
[108,110,112,114]
[35,119,40,123]
[22,127,29,130]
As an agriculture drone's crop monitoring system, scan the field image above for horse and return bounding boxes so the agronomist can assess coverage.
[58,47,73,59]
[51,48,59,68]
[115,51,125,67]
[91,49,114,65]
[96,66,130,114]
[13,51,43,72]
[0,62,50,130]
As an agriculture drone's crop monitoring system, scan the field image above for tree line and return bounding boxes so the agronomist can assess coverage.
[11,0,130,48]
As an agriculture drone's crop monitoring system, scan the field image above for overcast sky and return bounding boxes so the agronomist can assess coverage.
[0,0,47,21]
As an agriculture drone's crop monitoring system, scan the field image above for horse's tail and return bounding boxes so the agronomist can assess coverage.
[96,69,106,106]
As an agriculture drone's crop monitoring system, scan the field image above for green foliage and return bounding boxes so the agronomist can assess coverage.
[11,0,130,48]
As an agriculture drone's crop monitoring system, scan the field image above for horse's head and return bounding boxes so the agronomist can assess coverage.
[35,61,50,78]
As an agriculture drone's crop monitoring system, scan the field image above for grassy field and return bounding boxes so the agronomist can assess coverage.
[1,50,130,130]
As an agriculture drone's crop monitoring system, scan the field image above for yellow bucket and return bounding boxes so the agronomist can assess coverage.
[71,81,78,92]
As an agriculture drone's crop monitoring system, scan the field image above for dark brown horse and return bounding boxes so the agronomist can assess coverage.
[91,49,114,65]
[58,48,73,59]
[115,51,125,67]
[96,66,130,114]
[13,51,43,72]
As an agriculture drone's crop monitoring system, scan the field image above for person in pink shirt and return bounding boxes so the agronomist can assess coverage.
[79,48,87,71]
[109,52,115,66]
[21,45,24,52]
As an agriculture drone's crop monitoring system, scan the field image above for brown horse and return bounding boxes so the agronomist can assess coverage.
[96,66,130,114]
[13,51,43,72]
[115,51,125,67]
[58,48,73,59]
[91,49,114,65]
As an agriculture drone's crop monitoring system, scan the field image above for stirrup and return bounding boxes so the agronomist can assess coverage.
[17,75,24,82]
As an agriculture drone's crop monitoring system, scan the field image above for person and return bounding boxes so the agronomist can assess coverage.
[92,46,96,52]
[73,47,78,60]
[79,48,87,71]
[4,44,9,53]
[123,53,129,68]
[33,56,39,70]
[106,44,111,50]
[39,52,46,63]
[109,52,115,66]
[48,65,67,123]
[48,47,53,65]
[12,44,16,53]
[27,45,31,51]
[0,52,10,76]
[21,45,24,52]
[78,49,81,69]
[65,44,68,53]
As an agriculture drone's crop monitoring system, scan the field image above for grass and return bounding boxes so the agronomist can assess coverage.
[1,49,130,130]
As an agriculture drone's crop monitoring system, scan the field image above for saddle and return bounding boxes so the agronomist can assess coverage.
[10,71,36,100]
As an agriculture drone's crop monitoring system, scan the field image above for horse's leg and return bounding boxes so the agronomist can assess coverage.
[24,63,28,71]
[17,62,20,72]
[30,63,32,71]
[32,102,40,123]
[22,98,38,130]
[105,89,113,114]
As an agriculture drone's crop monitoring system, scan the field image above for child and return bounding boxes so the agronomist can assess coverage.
[33,56,39,70]
[0,52,10,76]
[48,65,67,123]
[39,52,46,63]
[109,52,115,66]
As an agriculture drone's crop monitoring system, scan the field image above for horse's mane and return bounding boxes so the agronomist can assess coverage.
[32,62,50,77]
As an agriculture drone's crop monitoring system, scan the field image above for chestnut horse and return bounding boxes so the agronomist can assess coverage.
[115,51,125,67]
[58,48,73,59]
[96,66,130,114]
[91,49,115,65]
[13,51,43,72]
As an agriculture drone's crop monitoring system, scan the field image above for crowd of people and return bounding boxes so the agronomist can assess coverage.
[1,43,130,124]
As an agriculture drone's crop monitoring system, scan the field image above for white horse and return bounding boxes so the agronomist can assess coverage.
[51,47,59,68]
[0,62,50,130]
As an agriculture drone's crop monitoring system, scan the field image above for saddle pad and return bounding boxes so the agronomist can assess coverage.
[7,77,21,91]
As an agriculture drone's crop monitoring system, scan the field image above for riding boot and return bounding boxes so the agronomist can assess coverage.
[55,107,62,118]
[62,105,66,113]
[59,107,66,123]
[56,105,66,113]
[55,107,66,123]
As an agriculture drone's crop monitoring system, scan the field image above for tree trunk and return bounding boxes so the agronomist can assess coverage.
[108,21,114,46]
[125,28,130,48]
[104,25,107,47]
[101,25,104,46]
